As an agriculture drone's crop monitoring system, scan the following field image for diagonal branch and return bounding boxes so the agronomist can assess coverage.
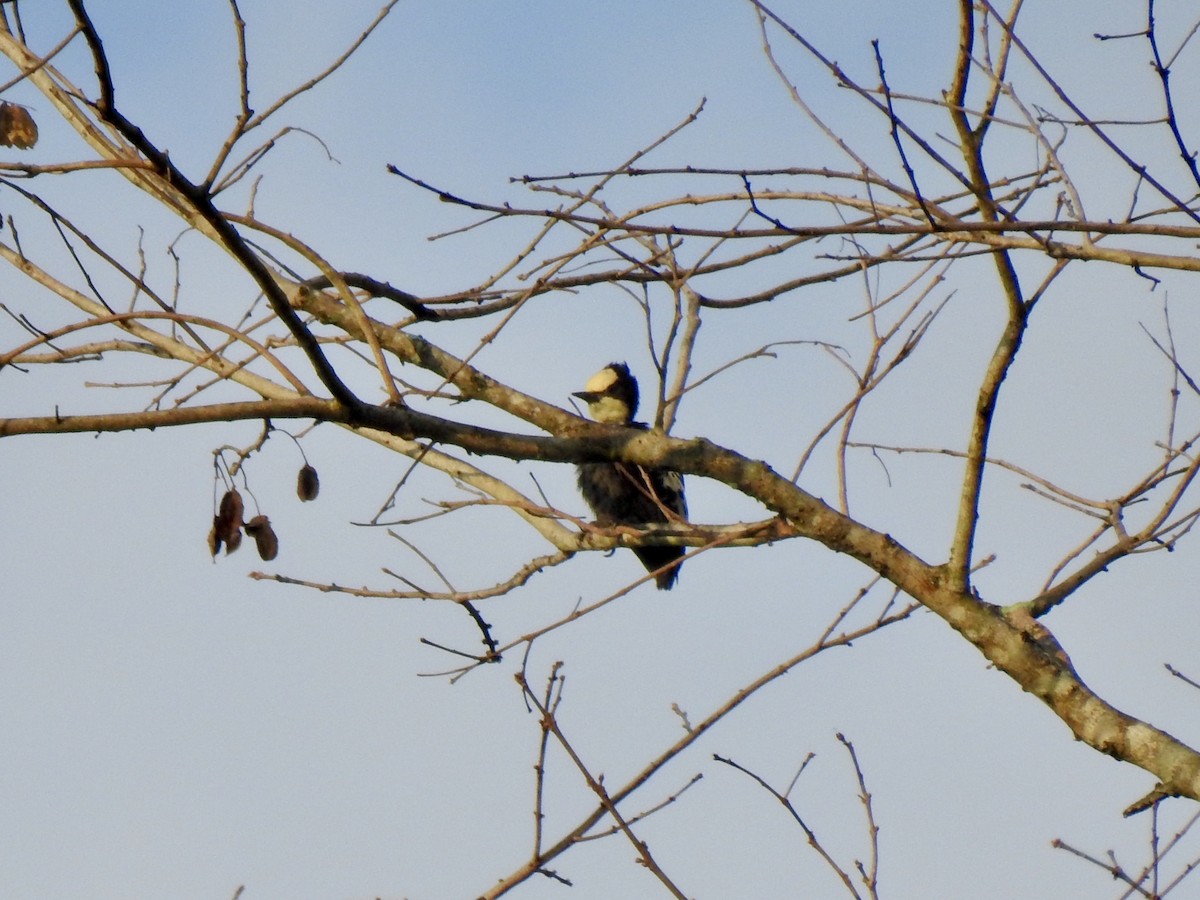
[63,0,362,410]
[944,0,1029,590]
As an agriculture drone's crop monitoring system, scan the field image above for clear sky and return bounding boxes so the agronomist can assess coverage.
[3,2,1200,898]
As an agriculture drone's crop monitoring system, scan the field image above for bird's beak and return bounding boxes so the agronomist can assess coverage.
[572,390,598,402]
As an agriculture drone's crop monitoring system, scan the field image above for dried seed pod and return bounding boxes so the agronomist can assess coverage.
[296,464,320,502]
[244,514,279,561]
[217,488,244,528]
[0,102,38,149]
[215,489,245,554]
[207,517,221,557]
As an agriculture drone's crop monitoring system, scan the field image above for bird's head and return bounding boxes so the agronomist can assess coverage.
[572,362,639,424]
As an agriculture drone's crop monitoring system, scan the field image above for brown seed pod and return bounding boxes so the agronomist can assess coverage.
[0,102,38,149]
[217,488,244,527]
[297,464,320,502]
[244,514,279,561]
[215,489,245,555]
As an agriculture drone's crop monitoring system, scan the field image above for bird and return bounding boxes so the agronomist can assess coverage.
[572,362,688,589]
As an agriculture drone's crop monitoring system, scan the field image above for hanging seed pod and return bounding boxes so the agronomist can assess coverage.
[215,489,245,555]
[297,464,320,502]
[244,515,279,561]
[0,102,37,149]
[217,488,244,530]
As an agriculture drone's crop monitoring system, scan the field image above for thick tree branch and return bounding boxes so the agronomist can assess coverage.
[0,397,338,436]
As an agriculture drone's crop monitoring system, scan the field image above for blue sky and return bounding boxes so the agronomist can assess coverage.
[3,2,1200,898]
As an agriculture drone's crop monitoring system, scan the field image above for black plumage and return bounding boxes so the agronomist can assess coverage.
[573,363,688,590]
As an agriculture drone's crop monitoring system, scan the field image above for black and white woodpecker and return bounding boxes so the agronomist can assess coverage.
[572,362,688,590]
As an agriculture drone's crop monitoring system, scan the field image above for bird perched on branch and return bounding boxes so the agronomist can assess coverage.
[573,362,688,590]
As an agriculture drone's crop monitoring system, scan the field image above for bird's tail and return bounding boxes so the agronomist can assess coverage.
[634,546,684,590]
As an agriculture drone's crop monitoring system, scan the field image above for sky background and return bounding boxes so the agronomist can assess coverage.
[3,2,1200,898]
